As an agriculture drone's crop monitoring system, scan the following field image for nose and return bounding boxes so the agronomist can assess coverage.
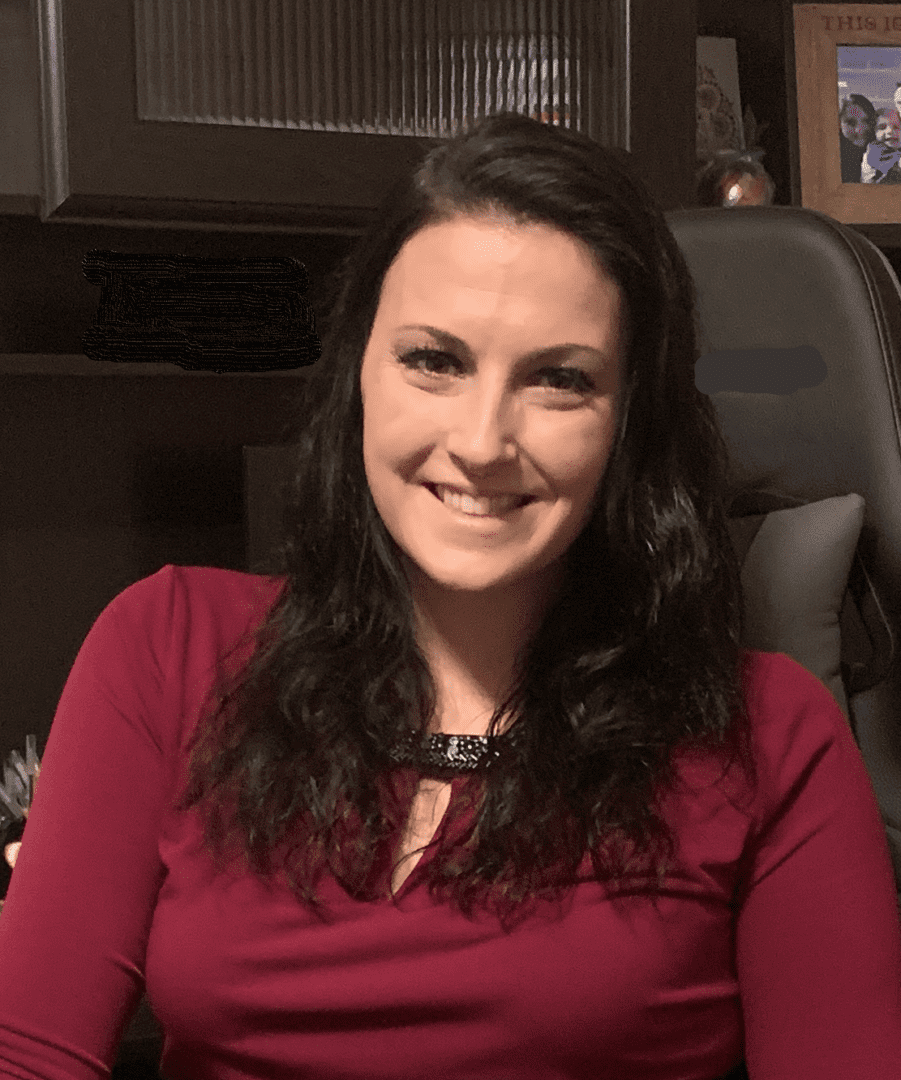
[444,381,519,469]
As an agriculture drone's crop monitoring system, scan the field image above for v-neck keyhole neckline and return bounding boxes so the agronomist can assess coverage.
[390,775,461,896]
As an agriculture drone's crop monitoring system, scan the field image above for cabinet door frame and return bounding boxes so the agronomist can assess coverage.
[36,0,695,231]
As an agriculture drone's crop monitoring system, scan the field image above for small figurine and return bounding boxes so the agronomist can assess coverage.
[696,106,775,207]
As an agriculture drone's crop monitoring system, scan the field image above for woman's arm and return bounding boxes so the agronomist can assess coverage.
[0,573,174,1080]
[736,656,901,1078]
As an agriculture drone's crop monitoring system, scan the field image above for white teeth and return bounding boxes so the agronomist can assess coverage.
[435,485,524,517]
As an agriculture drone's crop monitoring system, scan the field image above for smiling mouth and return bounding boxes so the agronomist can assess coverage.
[426,484,533,517]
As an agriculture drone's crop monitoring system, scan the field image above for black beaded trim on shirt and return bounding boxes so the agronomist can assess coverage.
[388,730,517,772]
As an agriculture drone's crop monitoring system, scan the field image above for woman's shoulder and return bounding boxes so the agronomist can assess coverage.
[739,649,841,713]
[95,564,287,658]
[737,649,857,788]
[112,563,284,613]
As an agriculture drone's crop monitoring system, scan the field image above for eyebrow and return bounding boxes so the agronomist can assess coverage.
[395,324,613,366]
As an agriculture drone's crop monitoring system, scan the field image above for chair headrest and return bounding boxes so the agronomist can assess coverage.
[666,206,901,637]
[667,207,901,504]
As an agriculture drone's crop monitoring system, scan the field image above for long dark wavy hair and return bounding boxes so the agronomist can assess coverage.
[175,112,757,932]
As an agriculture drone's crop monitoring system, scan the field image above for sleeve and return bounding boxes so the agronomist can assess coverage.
[736,653,901,1078]
[0,570,178,1080]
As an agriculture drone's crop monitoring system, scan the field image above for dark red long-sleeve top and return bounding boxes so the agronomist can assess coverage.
[0,564,898,1079]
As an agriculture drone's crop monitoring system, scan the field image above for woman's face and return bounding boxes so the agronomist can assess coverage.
[876,109,901,149]
[841,103,872,147]
[359,213,623,599]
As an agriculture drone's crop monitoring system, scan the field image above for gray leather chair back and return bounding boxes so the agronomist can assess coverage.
[667,206,901,899]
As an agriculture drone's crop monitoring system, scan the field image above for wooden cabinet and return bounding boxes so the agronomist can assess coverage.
[0,0,40,209]
[35,0,698,229]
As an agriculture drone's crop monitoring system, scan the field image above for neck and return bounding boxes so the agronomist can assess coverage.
[406,562,563,736]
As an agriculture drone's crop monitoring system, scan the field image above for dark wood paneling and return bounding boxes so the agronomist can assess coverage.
[631,0,699,210]
[0,215,354,355]
[0,371,308,765]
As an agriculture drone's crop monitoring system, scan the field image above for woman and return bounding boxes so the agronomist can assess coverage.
[839,93,877,181]
[0,113,898,1079]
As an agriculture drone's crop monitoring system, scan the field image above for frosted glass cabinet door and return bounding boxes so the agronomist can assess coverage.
[36,0,696,230]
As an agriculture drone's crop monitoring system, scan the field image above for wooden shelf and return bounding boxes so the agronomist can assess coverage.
[0,354,311,376]
[848,224,901,251]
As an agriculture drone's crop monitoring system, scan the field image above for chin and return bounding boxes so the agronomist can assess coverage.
[410,550,564,598]
[416,564,528,593]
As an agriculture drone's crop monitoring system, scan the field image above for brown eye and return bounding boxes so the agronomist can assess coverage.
[395,348,460,376]
[535,367,595,392]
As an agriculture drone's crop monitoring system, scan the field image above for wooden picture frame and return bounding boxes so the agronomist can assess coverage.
[792,4,901,231]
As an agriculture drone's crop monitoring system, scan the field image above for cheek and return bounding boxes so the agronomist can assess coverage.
[362,380,399,486]
[370,394,427,444]
[362,384,436,491]
[541,417,618,503]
